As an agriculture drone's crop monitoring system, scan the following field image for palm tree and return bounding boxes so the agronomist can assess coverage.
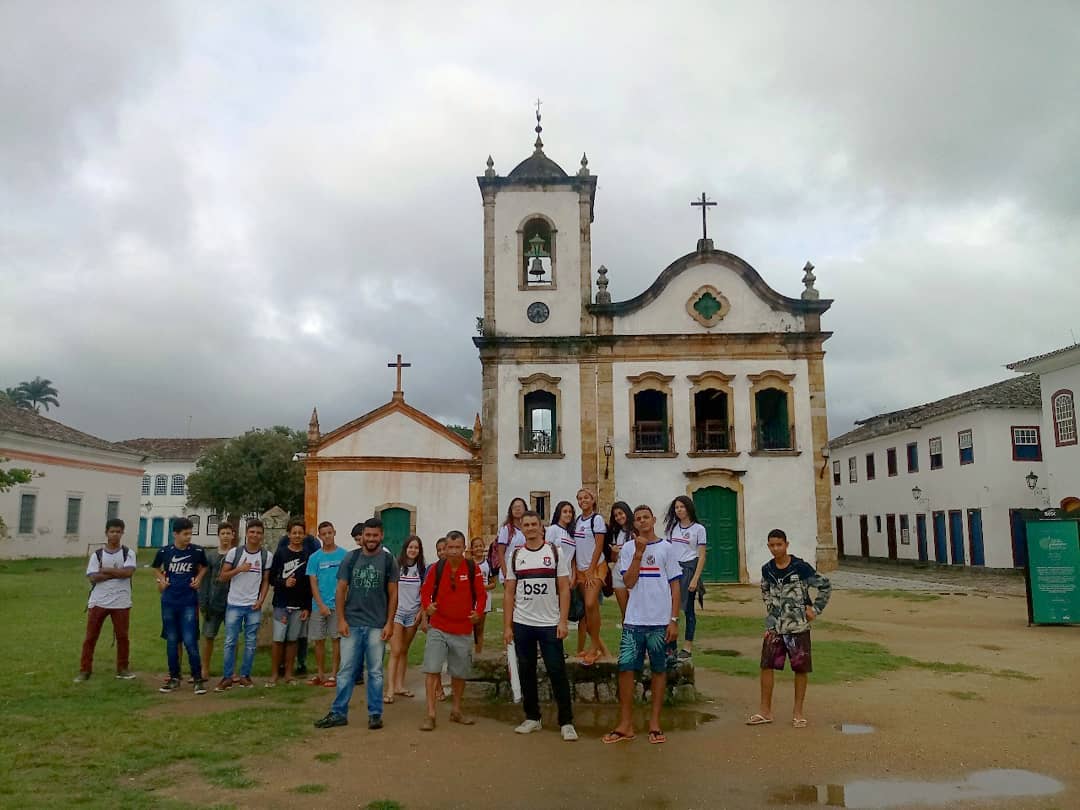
[1,387,32,409]
[18,377,60,412]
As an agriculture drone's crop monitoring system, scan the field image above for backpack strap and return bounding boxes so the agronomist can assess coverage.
[467,559,477,608]
[432,558,447,603]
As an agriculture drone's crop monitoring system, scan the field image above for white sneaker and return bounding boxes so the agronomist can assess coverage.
[561,724,579,741]
[515,719,543,734]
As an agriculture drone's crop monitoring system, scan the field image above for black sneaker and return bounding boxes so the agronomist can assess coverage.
[194,680,208,695]
[677,649,692,662]
[115,670,137,680]
[314,712,348,729]
[368,715,383,730]
[159,677,181,693]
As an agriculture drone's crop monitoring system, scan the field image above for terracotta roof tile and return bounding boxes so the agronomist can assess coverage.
[117,437,227,460]
[0,400,139,455]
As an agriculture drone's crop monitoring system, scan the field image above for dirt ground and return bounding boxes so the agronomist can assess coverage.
[155,571,1079,810]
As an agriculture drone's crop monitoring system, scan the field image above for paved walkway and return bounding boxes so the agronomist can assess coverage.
[832,561,1027,597]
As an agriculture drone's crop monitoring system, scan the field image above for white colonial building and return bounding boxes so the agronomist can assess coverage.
[0,401,148,558]
[473,119,836,582]
[117,438,226,548]
[828,375,1045,569]
[1008,344,1080,512]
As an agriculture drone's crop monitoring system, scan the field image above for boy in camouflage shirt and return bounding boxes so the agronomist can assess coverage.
[747,528,832,729]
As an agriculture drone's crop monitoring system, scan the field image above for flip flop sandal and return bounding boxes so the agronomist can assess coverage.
[384,695,395,704]
[307,676,324,686]
[396,690,415,698]
[602,730,636,744]
[746,714,773,726]
[648,730,667,745]
[323,677,336,687]
[793,718,808,728]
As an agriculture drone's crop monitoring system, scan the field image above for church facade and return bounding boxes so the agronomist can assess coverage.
[305,119,837,581]
[475,121,836,581]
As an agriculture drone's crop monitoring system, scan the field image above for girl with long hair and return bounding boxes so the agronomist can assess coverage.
[606,501,633,620]
[470,536,496,654]
[495,497,528,580]
[664,495,708,659]
[545,501,576,560]
[574,488,611,664]
[385,535,426,702]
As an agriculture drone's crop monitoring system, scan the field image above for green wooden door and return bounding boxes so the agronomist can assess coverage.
[693,486,739,582]
[379,508,411,556]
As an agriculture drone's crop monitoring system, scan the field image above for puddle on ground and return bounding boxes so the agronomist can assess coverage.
[701,648,742,657]
[836,723,875,735]
[767,769,1063,808]
[470,702,717,735]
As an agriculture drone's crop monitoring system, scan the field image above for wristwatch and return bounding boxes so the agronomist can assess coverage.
[670,616,679,623]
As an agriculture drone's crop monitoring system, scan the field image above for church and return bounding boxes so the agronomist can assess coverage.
[304,115,837,582]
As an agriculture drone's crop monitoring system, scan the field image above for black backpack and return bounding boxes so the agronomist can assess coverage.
[431,558,478,607]
[86,546,133,610]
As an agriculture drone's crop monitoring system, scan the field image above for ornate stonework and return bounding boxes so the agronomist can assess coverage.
[686,284,731,328]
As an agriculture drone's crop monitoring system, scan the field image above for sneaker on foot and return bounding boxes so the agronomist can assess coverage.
[419,716,436,732]
[368,715,384,730]
[214,677,233,692]
[194,680,208,695]
[676,649,692,661]
[314,712,348,729]
[236,676,254,688]
[73,672,91,683]
[515,719,543,734]
[561,724,579,741]
[159,677,181,693]
[115,670,136,680]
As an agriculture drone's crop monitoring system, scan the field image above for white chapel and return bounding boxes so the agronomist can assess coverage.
[307,115,837,581]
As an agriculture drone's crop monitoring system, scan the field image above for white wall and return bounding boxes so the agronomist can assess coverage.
[1038,364,1080,505]
[830,407,1043,569]
[138,459,204,546]
[320,411,473,460]
[613,258,804,336]
[495,361,582,520]
[612,358,818,581]
[492,188,583,337]
[0,436,144,559]
[317,469,470,562]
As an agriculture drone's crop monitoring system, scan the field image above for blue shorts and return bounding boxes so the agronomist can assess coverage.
[617,625,669,673]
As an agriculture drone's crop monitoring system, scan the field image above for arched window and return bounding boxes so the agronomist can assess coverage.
[517,373,563,456]
[170,474,186,496]
[1053,390,1077,446]
[627,372,675,456]
[749,370,797,453]
[207,514,220,536]
[153,475,168,496]
[518,216,556,288]
[189,514,200,536]
[688,372,735,454]
[141,476,151,496]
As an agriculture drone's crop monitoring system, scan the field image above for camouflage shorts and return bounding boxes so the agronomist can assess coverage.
[760,630,812,674]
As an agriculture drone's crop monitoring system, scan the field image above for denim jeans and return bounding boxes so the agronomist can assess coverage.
[331,625,385,719]
[512,622,573,727]
[162,602,201,679]
[222,605,262,679]
[678,561,698,642]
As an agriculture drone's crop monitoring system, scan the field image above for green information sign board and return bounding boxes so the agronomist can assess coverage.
[1024,519,1080,626]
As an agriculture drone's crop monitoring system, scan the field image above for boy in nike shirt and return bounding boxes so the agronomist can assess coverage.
[152,517,209,694]
[603,505,681,745]
[268,519,313,686]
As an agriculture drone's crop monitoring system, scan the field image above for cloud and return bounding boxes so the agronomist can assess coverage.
[2,1,1078,443]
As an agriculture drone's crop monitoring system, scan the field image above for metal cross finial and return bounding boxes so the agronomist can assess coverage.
[533,97,544,152]
[690,192,717,241]
[387,353,412,398]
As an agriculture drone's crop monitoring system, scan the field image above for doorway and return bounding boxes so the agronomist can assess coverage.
[835,516,845,557]
[948,510,965,565]
[692,486,739,582]
[967,509,985,566]
[886,514,898,560]
[859,515,869,557]
[379,507,411,556]
[932,512,947,563]
[915,514,928,562]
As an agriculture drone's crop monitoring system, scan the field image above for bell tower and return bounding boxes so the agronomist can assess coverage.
[476,105,598,338]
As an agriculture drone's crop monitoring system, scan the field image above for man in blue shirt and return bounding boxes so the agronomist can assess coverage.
[152,517,209,694]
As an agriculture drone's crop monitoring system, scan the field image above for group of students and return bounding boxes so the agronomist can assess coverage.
[76,487,832,742]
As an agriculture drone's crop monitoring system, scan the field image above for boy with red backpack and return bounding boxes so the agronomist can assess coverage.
[418,531,487,731]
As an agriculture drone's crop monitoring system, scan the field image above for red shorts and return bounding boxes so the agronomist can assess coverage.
[760,630,812,674]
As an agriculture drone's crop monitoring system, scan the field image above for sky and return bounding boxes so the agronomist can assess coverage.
[3,1,1078,442]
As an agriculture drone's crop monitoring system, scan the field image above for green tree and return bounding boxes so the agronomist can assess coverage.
[184,427,306,521]
[1,387,32,409]
[17,377,60,412]
[0,460,40,538]
[446,424,474,441]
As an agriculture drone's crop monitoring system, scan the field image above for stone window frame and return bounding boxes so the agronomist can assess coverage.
[1052,389,1077,446]
[530,491,552,522]
[207,514,220,536]
[748,370,799,456]
[170,474,185,496]
[516,373,565,458]
[189,514,201,536]
[517,213,558,291]
[687,371,738,457]
[141,475,151,496]
[627,371,677,458]
[686,284,731,328]
[153,474,168,496]
[373,501,418,536]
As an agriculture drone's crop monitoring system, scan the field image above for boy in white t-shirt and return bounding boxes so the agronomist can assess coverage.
[76,519,138,682]
[602,505,681,746]
[215,519,271,690]
[504,511,578,741]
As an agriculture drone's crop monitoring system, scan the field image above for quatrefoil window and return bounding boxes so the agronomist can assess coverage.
[686,285,730,328]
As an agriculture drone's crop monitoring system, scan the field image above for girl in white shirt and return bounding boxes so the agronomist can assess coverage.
[496,497,527,581]
[471,536,497,654]
[575,488,610,664]
[606,500,633,621]
[544,501,577,573]
[664,495,708,659]
[386,535,426,702]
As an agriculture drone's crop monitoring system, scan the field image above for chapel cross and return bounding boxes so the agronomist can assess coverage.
[387,353,411,398]
[691,192,717,241]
